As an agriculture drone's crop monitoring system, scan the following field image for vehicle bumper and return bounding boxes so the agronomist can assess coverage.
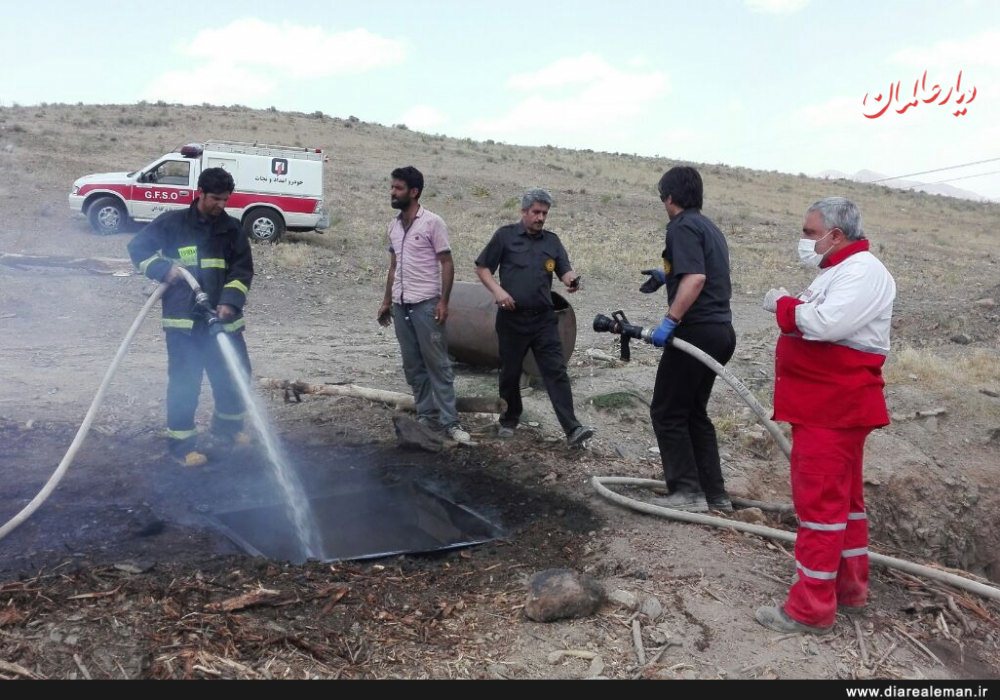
[68,194,84,214]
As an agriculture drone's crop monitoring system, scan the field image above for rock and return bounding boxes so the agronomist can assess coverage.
[588,655,605,678]
[950,333,972,345]
[980,388,1000,399]
[733,507,766,524]
[392,414,444,452]
[987,428,1000,445]
[639,595,663,622]
[973,298,996,308]
[608,589,638,609]
[524,569,605,622]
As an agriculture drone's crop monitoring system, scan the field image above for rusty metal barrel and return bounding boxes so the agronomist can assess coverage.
[446,281,577,377]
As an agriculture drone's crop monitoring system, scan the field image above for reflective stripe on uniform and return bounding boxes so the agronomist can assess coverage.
[214,411,246,421]
[138,253,162,275]
[224,279,249,295]
[201,258,226,269]
[177,246,198,267]
[162,318,195,330]
[167,428,198,440]
[848,512,867,520]
[842,547,868,558]
[796,560,838,581]
[222,318,245,333]
[800,520,847,532]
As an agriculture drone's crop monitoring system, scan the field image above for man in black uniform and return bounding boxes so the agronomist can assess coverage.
[128,167,254,466]
[475,188,595,447]
[641,166,736,512]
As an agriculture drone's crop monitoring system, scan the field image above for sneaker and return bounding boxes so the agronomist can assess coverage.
[838,604,867,615]
[755,606,832,635]
[171,450,208,468]
[445,424,475,445]
[567,425,595,447]
[497,424,515,438]
[707,495,734,513]
[651,491,709,513]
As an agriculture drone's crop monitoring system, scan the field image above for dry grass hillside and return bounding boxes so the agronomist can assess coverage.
[0,102,998,680]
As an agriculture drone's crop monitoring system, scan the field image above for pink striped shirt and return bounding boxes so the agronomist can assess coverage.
[387,206,451,304]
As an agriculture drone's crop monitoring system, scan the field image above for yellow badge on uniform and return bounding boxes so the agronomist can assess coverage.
[662,259,671,275]
[544,259,556,272]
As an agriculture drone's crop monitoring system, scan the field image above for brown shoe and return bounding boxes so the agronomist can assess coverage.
[755,606,832,635]
[172,450,208,467]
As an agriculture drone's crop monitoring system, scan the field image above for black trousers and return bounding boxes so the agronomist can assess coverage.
[496,308,580,435]
[165,328,251,455]
[649,322,736,499]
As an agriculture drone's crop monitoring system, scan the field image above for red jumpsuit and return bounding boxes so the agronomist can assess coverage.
[772,240,895,627]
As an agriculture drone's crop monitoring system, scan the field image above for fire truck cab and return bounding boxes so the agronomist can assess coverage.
[69,140,329,242]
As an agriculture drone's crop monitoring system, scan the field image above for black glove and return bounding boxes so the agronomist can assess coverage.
[639,268,666,294]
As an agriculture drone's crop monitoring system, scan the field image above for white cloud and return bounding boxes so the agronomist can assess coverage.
[397,105,448,131]
[467,55,667,150]
[143,18,404,105]
[743,0,810,14]
[181,19,406,79]
[507,53,619,89]
[144,63,276,105]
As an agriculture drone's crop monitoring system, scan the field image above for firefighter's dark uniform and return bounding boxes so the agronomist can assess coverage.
[127,200,253,458]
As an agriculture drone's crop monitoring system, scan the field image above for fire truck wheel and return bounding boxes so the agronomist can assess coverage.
[87,197,128,235]
[244,208,285,243]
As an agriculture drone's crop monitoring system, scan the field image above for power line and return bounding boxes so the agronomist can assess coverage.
[900,169,1000,187]
[870,157,1000,183]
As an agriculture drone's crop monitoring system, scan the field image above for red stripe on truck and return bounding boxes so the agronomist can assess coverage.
[226,192,319,214]
[77,184,319,214]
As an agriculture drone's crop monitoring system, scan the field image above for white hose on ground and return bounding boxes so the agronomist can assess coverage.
[592,477,1000,603]
[0,282,168,542]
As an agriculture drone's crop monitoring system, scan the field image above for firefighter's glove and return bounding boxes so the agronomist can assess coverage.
[639,268,667,294]
[762,287,790,313]
[650,316,678,348]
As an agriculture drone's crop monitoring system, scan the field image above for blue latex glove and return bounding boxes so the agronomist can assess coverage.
[650,316,678,347]
[639,268,667,294]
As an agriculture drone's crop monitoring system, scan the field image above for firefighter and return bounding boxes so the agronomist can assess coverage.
[756,196,896,634]
[127,167,254,466]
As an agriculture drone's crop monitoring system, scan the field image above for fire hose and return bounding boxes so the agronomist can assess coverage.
[0,267,209,542]
[590,311,1000,603]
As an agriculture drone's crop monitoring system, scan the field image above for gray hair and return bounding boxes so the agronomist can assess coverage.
[521,188,553,210]
[807,197,864,240]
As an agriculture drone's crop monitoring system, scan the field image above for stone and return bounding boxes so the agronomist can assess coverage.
[639,595,663,622]
[608,589,638,609]
[733,507,766,524]
[524,569,605,622]
[950,333,972,345]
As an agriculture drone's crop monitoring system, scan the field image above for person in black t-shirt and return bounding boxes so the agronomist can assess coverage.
[641,166,737,513]
[475,188,595,447]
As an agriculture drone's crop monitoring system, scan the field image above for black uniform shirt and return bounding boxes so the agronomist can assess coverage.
[475,222,571,309]
[663,209,732,324]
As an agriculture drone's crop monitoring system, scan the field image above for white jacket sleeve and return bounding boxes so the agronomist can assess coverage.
[795,258,895,345]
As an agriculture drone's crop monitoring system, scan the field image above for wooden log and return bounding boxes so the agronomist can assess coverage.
[0,252,133,275]
[258,378,505,414]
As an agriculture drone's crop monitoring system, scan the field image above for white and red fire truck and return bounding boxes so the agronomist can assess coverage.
[69,140,329,242]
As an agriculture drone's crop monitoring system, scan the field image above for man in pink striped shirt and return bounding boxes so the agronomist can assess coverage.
[377,166,472,445]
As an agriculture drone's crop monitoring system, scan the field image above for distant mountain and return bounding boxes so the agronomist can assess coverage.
[816,169,990,202]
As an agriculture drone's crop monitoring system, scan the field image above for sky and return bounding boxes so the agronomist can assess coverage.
[2,0,998,200]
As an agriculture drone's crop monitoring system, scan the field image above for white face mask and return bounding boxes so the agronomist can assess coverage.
[797,230,833,267]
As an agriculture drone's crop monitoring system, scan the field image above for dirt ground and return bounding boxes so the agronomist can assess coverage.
[1,104,999,680]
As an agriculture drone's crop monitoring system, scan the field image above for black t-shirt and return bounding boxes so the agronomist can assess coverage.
[475,223,571,309]
[663,209,732,324]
